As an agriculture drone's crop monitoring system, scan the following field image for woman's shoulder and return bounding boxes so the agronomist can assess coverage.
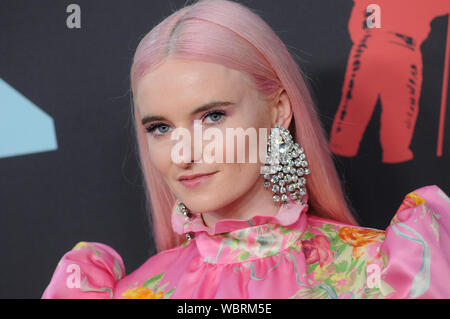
[300,184,450,298]
[41,241,125,299]
[305,184,449,238]
[41,238,197,299]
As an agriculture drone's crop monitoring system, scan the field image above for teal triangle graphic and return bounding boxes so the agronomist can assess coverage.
[0,78,58,159]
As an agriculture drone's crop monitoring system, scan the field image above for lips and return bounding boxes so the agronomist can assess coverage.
[178,171,217,181]
[178,171,218,188]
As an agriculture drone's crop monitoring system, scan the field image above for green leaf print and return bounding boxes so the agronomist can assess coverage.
[307,262,318,273]
[328,238,339,251]
[166,287,175,299]
[347,257,359,275]
[300,231,315,240]
[380,251,388,267]
[157,281,169,292]
[333,243,353,264]
[265,250,279,257]
[357,260,365,275]
[314,224,338,239]
[142,273,164,291]
[323,277,333,287]
[279,226,294,234]
[230,238,239,252]
[335,261,348,273]
[237,251,251,261]
[363,287,381,299]
[379,279,396,297]
[181,241,189,248]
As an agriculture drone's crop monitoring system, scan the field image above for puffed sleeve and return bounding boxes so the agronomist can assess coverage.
[41,241,125,299]
[380,185,450,298]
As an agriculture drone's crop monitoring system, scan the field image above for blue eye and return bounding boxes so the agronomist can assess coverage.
[145,110,226,137]
[146,123,171,135]
[203,110,226,124]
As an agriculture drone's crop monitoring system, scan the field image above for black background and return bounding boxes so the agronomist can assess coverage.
[0,0,448,298]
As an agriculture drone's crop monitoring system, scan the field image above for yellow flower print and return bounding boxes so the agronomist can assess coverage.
[396,192,426,214]
[312,263,327,282]
[73,241,89,250]
[330,272,346,283]
[71,241,102,257]
[391,192,427,225]
[120,272,175,299]
[312,262,335,283]
[404,192,426,206]
[120,286,165,299]
[338,227,385,259]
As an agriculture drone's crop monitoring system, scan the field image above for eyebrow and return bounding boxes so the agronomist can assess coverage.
[141,101,235,126]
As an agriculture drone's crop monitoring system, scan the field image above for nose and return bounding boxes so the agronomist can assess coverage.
[171,126,203,168]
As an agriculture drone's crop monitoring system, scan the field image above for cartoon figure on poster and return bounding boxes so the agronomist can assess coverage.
[328,0,450,163]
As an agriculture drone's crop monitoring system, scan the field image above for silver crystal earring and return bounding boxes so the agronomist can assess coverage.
[177,200,192,220]
[176,200,195,240]
[262,124,310,207]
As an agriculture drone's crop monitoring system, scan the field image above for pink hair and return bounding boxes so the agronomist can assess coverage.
[130,0,359,253]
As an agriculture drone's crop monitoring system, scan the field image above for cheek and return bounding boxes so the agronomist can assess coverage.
[219,162,262,195]
[221,126,267,165]
[147,139,173,175]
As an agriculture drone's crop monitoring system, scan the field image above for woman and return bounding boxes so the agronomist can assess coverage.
[42,0,450,299]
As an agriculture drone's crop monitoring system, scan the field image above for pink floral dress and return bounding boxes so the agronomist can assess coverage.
[42,184,450,299]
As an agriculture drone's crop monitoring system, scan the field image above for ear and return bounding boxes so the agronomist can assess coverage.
[270,88,293,129]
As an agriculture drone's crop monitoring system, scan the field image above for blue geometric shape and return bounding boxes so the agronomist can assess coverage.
[0,77,58,159]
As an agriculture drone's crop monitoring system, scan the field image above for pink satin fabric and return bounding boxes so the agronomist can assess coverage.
[42,184,450,298]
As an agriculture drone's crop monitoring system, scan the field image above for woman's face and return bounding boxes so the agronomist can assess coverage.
[135,59,290,214]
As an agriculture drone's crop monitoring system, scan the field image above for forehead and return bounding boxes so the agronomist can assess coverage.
[135,60,253,114]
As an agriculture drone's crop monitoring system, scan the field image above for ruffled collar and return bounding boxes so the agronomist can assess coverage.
[171,194,310,264]
[171,193,309,236]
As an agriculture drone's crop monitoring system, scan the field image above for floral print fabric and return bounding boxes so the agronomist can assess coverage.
[42,184,450,298]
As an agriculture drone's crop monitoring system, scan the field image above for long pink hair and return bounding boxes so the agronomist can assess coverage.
[130,0,359,253]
